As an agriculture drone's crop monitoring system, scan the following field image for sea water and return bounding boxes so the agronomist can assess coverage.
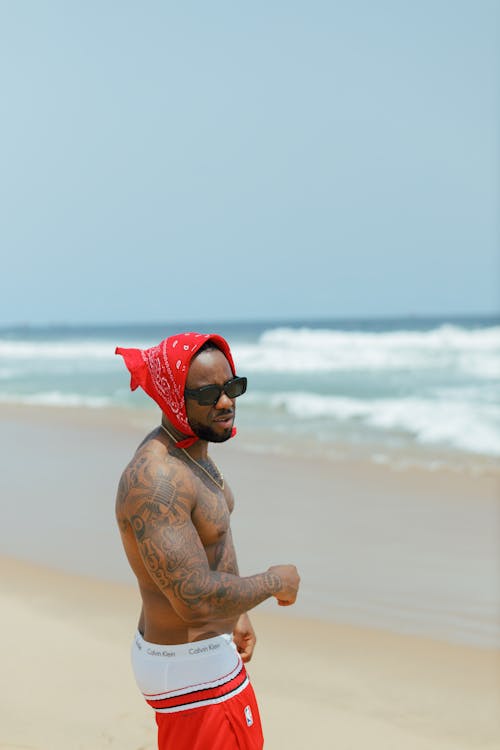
[1,314,498,470]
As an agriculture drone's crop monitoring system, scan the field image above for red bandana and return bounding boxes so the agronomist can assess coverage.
[115,332,237,449]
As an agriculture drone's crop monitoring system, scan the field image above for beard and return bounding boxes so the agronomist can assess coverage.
[189,419,233,443]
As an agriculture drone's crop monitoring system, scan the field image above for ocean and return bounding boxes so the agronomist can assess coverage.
[1,314,499,470]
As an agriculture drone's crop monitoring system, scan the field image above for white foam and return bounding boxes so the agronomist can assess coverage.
[0,339,146,361]
[247,391,500,456]
[0,392,113,408]
[233,325,500,376]
[2,325,498,379]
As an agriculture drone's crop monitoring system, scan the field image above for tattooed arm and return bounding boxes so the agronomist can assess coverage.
[129,467,299,625]
[213,526,239,574]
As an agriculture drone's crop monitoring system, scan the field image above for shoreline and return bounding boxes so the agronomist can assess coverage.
[2,400,498,476]
[1,554,499,750]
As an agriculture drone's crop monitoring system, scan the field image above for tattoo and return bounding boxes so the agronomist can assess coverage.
[131,514,145,540]
[117,443,280,620]
[213,529,239,573]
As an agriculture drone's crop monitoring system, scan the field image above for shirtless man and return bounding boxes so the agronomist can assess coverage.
[115,332,300,750]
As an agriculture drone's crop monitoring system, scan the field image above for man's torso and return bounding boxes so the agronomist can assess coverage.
[116,428,239,644]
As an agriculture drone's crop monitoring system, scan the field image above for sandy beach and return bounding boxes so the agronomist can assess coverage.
[1,557,499,750]
[1,404,500,749]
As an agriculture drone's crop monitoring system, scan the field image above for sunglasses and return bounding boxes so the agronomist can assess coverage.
[184,376,248,406]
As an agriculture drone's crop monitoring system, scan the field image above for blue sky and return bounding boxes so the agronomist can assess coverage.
[1,1,498,324]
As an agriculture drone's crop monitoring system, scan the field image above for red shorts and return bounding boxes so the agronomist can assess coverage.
[155,680,263,749]
[131,631,264,750]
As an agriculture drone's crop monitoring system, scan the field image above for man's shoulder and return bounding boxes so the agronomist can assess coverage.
[116,434,195,516]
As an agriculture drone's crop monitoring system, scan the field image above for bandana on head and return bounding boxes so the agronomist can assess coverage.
[115,332,237,449]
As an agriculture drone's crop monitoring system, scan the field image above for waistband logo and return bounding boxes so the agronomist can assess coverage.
[146,648,176,657]
[188,642,221,655]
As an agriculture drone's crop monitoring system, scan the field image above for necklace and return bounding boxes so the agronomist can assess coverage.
[160,424,225,491]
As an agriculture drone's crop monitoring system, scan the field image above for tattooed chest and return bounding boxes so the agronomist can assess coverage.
[192,492,230,548]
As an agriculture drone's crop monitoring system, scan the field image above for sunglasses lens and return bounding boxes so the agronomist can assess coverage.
[225,377,247,399]
[196,386,221,405]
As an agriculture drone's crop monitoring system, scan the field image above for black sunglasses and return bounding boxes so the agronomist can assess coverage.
[184,376,247,406]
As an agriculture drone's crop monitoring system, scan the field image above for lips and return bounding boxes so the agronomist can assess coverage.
[213,412,234,426]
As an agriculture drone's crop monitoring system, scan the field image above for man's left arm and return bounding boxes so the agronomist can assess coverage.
[215,527,257,663]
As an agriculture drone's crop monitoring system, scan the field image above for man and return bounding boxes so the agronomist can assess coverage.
[115,332,300,750]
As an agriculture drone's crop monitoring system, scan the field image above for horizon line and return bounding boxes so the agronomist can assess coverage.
[1,310,499,330]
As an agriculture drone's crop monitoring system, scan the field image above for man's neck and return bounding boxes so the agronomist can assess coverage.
[160,417,208,459]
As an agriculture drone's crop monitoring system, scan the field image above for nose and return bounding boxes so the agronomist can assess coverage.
[215,390,234,409]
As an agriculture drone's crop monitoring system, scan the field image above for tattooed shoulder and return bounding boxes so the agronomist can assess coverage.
[120,449,195,529]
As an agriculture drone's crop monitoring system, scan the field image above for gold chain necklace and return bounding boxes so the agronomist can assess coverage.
[160,424,224,491]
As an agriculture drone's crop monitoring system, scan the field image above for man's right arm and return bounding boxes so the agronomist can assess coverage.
[127,466,299,625]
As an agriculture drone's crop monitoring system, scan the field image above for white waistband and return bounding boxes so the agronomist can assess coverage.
[134,631,233,659]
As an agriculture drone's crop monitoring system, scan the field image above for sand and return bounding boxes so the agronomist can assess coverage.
[1,556,499,750]
[1,404,500,749]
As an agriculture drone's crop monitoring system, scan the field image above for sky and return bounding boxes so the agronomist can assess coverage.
[0,1,498,325]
